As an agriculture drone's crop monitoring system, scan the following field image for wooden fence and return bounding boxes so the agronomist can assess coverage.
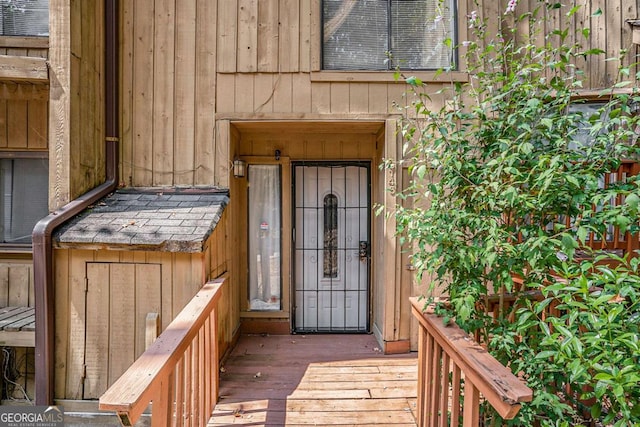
[410,298,532,426]
[99,276,226,427]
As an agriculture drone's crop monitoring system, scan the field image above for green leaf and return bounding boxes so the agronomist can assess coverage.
[594,372,613,381]
[405,76,423,86]
[583,48,606,56]
[592,8,603,16]
[577,226,588,245]
[535,350,557,360]
[591,404,602,419]
[566,5,580,17]
[625,193,639,211]
[613,80,632,88]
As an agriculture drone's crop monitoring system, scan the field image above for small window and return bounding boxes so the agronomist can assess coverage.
[247,165,282,311]
[322,0,456,70]
[568,102,608,150]
[323,194,338,278]
[1,0,49,37]
[0,157,48,244]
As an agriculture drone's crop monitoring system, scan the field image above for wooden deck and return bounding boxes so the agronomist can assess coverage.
[0,306,35,347]
[209,334,418,426]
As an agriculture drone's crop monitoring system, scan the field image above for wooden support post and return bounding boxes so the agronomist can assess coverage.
[152,371,175,427]
[463,383,480,427]
[417,326,427,426]
[145,312,160,350]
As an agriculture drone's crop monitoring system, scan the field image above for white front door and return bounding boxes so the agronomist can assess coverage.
[293,163,370,332]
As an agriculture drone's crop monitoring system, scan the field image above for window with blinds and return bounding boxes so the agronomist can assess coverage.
[0,158,48,244]
[322,0,456,71]
[0,0,49,37]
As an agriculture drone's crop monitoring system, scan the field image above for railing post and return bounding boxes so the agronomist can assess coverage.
[152,371,175,427]
[462,383,479,427]
[212,307,219,406]
[99,278,226,427]
[411,298,532,426]
[204,315,212,424]
[417,326,427,426]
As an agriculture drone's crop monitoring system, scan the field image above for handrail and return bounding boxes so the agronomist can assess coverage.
[99,276,226,427]
[410,297,532,426]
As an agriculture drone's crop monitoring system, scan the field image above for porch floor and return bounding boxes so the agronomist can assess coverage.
[209,334,418,426]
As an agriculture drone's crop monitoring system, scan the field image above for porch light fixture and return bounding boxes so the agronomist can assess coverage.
[233,159,246,178]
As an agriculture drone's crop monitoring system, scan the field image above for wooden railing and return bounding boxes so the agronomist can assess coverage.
[99,276,226,427]
[411,298,533,426]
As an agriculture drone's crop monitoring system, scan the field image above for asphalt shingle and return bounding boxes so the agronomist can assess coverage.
[54,188,229,253]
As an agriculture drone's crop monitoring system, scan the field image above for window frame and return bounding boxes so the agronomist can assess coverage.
[320,0,459,72]
[0,150,48,252]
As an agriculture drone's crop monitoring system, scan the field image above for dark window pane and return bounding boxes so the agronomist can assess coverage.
[323,193,338,278]
[322,0,455,70]
[1,0,49,37]
[323,0,389,70]
[0,158,49,244]
[391,0,455,69]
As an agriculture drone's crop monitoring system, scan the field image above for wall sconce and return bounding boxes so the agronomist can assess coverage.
[275,149,281,161]
[233,159,246,178]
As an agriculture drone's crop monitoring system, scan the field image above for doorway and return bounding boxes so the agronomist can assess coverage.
[292,162,371,333]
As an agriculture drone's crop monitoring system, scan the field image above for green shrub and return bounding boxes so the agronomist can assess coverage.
[393,1,640,425]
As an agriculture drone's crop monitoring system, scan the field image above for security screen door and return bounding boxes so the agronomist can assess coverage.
[293,163,370,332]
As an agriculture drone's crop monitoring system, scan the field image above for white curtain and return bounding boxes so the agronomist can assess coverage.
[248,165,281,310]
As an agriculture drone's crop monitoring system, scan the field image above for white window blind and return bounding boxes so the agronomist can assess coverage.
[0,0,49,37]
[323,0,455,70]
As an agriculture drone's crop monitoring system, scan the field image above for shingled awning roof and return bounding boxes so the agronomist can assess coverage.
[53,188,229,253]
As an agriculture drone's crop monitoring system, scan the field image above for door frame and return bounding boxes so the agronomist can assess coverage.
[291,160,372,333]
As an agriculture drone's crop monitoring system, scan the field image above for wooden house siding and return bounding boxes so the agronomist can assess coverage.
[0,37,49,152]
[53,207,232,400]
[118,0,640,188]
[120,0,218,188]
[0,261,35,308]
[49,0,105,211]
[113,0,640,354]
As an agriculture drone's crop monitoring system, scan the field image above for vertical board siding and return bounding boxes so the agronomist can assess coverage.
[257,0,279,72]
[121,0,639,188]
[152,0,175,186]
[120,0,134,186]
[84,263,110,399]
[0,262,34,307]
[77,0,102,194]
[194,0,217,185]
[7,100,28,148]
[467,0,638,90]
[279,0,300,72]
[107,263,136,387]
[237,0,258,73]
[123,0,220,186]
[299,0,312,72]
[217,0,238,73]
[131,0,154,186]
[56,0,105,202]
[54,222,231,400]
[174,0,197,185]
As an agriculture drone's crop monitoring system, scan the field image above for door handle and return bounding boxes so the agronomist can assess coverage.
[358,241,369,261]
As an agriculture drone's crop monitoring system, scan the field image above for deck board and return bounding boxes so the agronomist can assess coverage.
[209,334,418,426]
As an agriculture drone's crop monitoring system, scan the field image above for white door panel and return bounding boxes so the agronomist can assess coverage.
[293,164,370,332]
